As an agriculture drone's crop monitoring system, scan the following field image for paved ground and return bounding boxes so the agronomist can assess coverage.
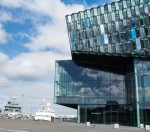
[0,119,146,132]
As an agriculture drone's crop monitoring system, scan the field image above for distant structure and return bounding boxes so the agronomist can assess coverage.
[54,0,150,127]
[34,99,55,121]
[3,97,22,117]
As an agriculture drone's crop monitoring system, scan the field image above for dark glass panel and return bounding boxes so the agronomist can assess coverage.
[73,66,85,81]
[74,81,85,96]
[119,0,123,10]
[86,69,97,81]
[111,73,124,80]
[143,61,150,73]
[97,6,101,15]
[134,60,143,73]
[143,75,150,102]
[85,81,98,97]
[111,2,116,12]
[97,81,111,100]
[110,80,125,104]
[104,4,108,13]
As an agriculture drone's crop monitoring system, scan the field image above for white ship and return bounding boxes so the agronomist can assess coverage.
[34,99,55,121]
[3,97,22,118]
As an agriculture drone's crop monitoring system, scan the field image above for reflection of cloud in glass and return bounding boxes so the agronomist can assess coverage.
[110,85,123,96]
[138,86,143,102]
[74,81,83,87]
[135,61,143,73]
[98,71,110,80]
[111,73,124,80]
[143,61,150,73]
[86,69,97,80]
[145,87,150,102]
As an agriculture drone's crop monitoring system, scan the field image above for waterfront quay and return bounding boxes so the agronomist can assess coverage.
[0,119,146,132]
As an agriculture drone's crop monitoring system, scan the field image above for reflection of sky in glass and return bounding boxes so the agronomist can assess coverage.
[135,60,150,73]
[143,61,150,73]
[86,69,97,80]
[145,87,150,102]
[135,38,141,50]
[135,60,150,103]
[56,60,127,104]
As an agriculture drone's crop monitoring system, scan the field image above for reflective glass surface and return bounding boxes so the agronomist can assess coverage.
[55,60,126,105]
[134,59,150,125]
[66,0,150,58]
[58,0,150,127]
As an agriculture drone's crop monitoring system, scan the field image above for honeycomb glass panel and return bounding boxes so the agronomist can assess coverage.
[111,44,116,53]
[131,0,135,6]
[77,12,81,21]
[119,10,123,20]
[66,0,150,57]
[97,6,101,15]
[111,2,116,12]
[123,0,127,8]
[123,9,127,18]
[100,6,104,14]
[108,13,112,22]
[100,14,105,24]
[119,0,123,10]
[111,12,115,21]
[127,0,131,7]
[131,7,136,16]
[127,9,132,18]
[135,0,140,5]
[100,24,105,33]
[104,4,109,13]
[135,6,140,16]
[140,27,145,37]
[100,34,105,45]
[66,15,71,23]
[131,28,137,39]
[87,17,91,28]
[144,5,149,14]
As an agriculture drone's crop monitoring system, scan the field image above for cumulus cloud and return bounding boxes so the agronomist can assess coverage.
[2,51,70,81]
[23,0,85,53]
[0,53,10,86]
[0,11,12,23]
[0,0,85,52]
[0,0,22,8]
[0,0,85,114]
[0,51,73,114]
[25,23,70,53]
[0,76,76,115]
[0,24,8,44]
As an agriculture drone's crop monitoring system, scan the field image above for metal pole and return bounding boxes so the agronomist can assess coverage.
[22,95,24,112]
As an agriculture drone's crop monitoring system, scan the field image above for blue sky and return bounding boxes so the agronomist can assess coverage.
[0,0,111,115]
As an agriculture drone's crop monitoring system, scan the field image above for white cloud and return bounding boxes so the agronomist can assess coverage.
[0,0,22,8]
[0,77,76,115]
[0,24,8,44]
[0,0,85,52]
[25,23,70,53]
[0,51,74,114]
[0,0,84,114]
[23,1,85,52]
[0,11,12,23]
[0,53,10,86]
[3,51,70,81]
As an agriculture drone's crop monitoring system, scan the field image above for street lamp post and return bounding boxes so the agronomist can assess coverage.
[22,95,24,112]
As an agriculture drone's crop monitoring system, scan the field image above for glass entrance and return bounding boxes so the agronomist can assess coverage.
[79,105,128,125]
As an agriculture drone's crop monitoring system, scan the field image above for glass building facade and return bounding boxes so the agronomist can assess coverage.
[66,0,150,57]
[54,0,150,127]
